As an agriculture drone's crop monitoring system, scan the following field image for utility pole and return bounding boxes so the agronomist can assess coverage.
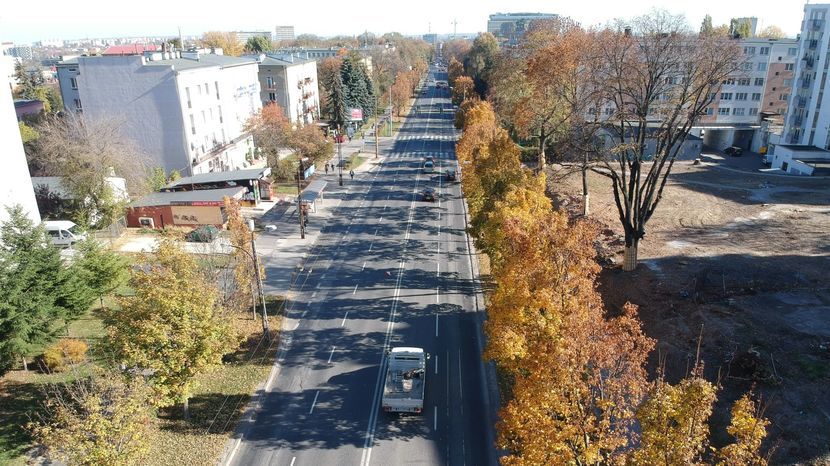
[338,127,343,186]
[452,19,457,39]
[297,164,305,239]
[374,94,379,159]
[247,219,269,339]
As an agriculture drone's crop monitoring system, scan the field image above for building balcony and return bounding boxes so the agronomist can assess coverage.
[797,96,808,108]
[810,19,824,31]
[809,39,819,50]
[789,114,803,126]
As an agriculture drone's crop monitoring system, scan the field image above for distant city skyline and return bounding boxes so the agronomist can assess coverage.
[2,0,807,44]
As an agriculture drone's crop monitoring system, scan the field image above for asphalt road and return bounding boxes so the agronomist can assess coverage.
[227,66,496,466]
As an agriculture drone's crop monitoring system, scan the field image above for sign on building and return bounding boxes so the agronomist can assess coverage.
[349,108,363,121]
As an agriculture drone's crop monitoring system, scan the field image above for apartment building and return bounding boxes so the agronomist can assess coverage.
[253,53,319,125]
[695,37,798,150]
[275,26,295,42]
[1,73,40,226]
[235,31,273,45]
[487,12,557,44]
[56,49,262,175]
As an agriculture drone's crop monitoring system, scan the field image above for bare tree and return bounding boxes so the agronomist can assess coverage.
[31,113,150,228]
[587,11,741,271]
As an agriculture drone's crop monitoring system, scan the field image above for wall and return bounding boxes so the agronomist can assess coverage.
[126,205,225,228]
[0,74,40,226]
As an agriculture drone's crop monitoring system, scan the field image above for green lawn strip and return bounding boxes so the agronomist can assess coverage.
[272,183,300,195]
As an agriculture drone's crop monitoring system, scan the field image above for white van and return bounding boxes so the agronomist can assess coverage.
[44,220,87,247]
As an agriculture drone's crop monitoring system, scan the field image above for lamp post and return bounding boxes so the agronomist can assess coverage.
[338,126,343,186]
[374,93,379,159]
[297,163,305,239]
[249,219,269,338]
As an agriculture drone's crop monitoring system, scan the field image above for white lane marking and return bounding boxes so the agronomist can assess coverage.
[369,241,374,252]
[362,261,366,271]
[435,314,439,337]
[353,284,359,295]
[434,353,438,375]
[320,273,327,280]
[315,282,321,289]
[328,346,336,364]
[309,390,320,414]
[290,457,296,466]
[341,312,349,327]
[437,261,440,277]
[308,267,313,275]
[311,291,317,298]
[458,350,464,414]
[436,286,440,303]
[379,217,383,223]
[434,406,438,431]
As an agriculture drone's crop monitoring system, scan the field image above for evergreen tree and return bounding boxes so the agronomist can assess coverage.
[700,14,714,36]
[74,238,130,309]
[0,205,88,374]
[341,55,373,122]
[326,68,348,129]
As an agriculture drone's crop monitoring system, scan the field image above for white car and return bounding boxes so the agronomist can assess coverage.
[44,220,87,248]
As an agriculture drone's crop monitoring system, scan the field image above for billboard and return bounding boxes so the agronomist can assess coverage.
[349,108,364,121]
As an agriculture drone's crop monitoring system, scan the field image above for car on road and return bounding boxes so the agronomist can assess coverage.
[724,146,744,156]
[445,169,457,182]
[422,187,436,202]
[423,160,434,173]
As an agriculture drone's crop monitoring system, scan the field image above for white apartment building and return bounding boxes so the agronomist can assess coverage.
[56,49,262,175]
[694,37,798,150]
[253,53,319,125]
[275,26,296,42]
[0,73,40,226]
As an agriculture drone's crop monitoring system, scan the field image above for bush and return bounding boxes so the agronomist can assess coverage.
[42,339,88,372]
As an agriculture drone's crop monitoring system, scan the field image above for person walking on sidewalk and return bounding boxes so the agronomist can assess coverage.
[325,164,329,175]
[349,169,354,180]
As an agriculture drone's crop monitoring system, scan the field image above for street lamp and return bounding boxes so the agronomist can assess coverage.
[297,164,305,239]
[338,126,343,186]
[234,219,268,339]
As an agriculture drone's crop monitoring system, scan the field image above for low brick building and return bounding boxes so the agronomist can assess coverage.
[126,186,244,229]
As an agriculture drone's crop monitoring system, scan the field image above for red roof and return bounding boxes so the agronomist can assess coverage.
[102,44,159,56]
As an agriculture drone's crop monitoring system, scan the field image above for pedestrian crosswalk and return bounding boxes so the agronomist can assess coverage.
[387,151,456,159]
[397,134,457,142]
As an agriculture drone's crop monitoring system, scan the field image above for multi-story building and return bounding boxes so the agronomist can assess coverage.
[275,26,295,42]
[235,31,273,45]
[694,37,798,150]
[782,3,830,147]
[275,47,374,72]
[1,74,40,226]
[252,53,319,125]
[487,12,557,43]
[6,45,33,60]
[56,49,262,174]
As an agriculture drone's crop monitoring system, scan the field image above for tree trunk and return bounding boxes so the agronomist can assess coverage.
[22,356,28,372]
[538,134,548,171]
[583,194,590,216]
[582,163,589,216]
[623,240,639,272]
[183,397,190,420]
[99,296,105,310]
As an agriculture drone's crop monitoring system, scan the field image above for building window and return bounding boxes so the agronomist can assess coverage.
[743,62,753,71]
[751,93,761,101]
[723,78,735,85]
[604,107,613,115]
[749,108,759,116]
[70,77,78,89]
[733,108,745,116]
[705,107,714,115]
[266,76,274,89]
[755,78,765,86]
[73,98,82,111]
[268,92,276,101]
[780,93,789,101]
[785,63,794,71]
[202,110,206,124]
[718,107,730,115]
[218,106,223,123]
[738,78,751,86]
[760,47,770,55]
[204,83,209,94]
[190,115,196,135]
[788,47,797,56]
[186,87,192,108]
[744,46,756,55]
[736,92,748,100]
[757,62,767,72]
[215,81,220,99]
[721,92,733,100]
[784,79,793,86]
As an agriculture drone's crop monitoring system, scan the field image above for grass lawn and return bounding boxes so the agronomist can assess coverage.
[0,296,285,466]
[272,183,300,195]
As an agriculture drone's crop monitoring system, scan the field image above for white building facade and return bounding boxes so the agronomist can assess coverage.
[0,74,40,226]
[254,54,319,125]
[56,50,261,175]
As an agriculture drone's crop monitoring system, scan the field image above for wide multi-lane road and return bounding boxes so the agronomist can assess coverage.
[227,65,496,466]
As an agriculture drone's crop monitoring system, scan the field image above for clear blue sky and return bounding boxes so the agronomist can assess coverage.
[1,0,808,44]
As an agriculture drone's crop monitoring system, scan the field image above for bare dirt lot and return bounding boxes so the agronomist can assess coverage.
[548,161,830,465]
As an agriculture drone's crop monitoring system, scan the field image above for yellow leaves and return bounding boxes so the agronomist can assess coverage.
[717,393,770,466]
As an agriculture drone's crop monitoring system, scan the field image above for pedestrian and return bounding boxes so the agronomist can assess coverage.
[348,135,352,143]
[325,164,329,174]
[349,169,354,180]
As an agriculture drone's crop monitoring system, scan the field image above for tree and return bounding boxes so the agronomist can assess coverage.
[243,103,292,169]
[391,72,413,117]
[730,18,754,39]
[245,35,272,54]
[700,14,714,36]
[200,31,243,56]
[19,121,39,144]
[588,12,741,270]
[326,64,349,129]
[447,57,465,87]
[104,238,236,415]
[341,54,374,121]
[31,113,149,228]
[31,371,154,465]
[167,37,182,49]
[443,38,472,65]
[451,75,474,106]
[290,123,334,164]
[464,32,499,97]
[223,198,255,316]
[758,25,786,40]
[146,167,167,191]
[0,206,92,374]
[718,392,771,466]
[74,238,130,309]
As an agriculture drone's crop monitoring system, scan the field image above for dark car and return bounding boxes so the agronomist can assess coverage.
[445,169,457,182]
[724,146,744,156]
[422,187,436,202]
[185,225,219,243]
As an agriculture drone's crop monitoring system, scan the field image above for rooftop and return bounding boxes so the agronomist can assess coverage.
[164,168,271,189]
[777,144,830,153]
[256,53,317,66]
[103,44,158,56]
[142,53,257,71]
[131,187,245,208]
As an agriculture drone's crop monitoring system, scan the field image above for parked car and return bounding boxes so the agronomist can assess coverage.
[445,169,457,182]
[423,160,434,173]
[186,225,219,243]
[422,187,436,202]
[44,220,87,248]
[724,146,743,156]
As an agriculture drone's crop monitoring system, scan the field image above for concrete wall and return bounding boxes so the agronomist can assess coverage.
[0,74,40,226]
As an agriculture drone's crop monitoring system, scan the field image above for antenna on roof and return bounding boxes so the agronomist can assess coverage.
[178,26,183,51]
